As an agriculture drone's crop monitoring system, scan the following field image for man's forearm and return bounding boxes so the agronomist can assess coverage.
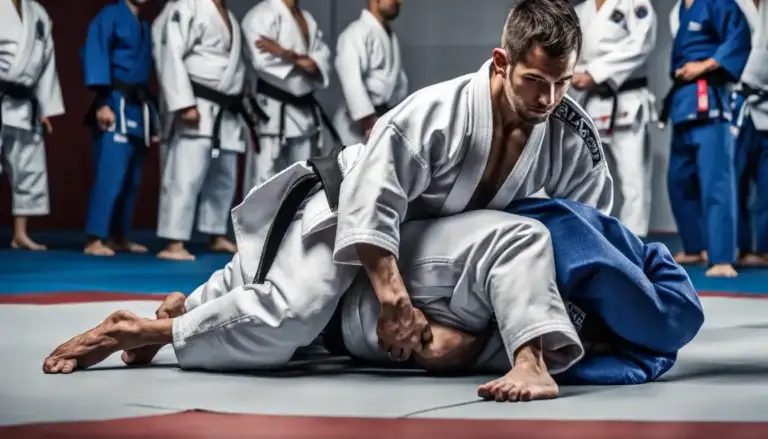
[356,243,408,305]
[279,50,322,81]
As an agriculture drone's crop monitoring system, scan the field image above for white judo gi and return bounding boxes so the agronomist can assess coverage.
[0,0,64,217]
[154,0,248,242]
[332,9,409,146]
[734,0,768,131]
[169,59,611,371]
[241,0,333,191]
[151,1,174,173]
[569,0,657,237]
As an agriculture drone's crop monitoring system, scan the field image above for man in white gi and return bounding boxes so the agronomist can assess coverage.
[154,0,259,261]
[42,0,611,401]
[44,210,584,402]
[733,0,768,265]
[333,0,408,145]
[240,0,335,191]
[569,0,657,237]
[0,0,64,250]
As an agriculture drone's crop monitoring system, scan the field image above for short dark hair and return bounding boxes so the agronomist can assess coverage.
[502,0,582,64]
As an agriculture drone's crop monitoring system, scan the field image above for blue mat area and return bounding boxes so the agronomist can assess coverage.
[0,230,767,296]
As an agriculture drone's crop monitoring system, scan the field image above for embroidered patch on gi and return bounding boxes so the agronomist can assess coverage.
[551,98,604,167]
[635,4,649,19]
[610,9,625,23]
[566,302,586,332]
[35,20,45,40]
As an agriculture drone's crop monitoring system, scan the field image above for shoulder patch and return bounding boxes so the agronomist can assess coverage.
[635,4,649,19]
[610,9,625,23]
[550,98,604,167]
[35,19,45,40]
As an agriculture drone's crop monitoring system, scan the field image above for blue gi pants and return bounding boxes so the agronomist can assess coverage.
[736,117,768,254]
[85,132,147,240]
[667,120,737,265]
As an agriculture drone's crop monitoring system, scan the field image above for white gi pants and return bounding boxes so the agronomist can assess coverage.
[602,122,652,237]
[0,125,50,216]
[157,135,238,242]
[172,208,581,373]
[243,134,319,193]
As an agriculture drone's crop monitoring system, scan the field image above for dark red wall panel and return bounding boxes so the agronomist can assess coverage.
[0,0,162,231]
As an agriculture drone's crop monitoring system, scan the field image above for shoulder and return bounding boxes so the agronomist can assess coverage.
[243,2,277,24]
[384,74,474,145]
[338,18,368,41]
[548,95,605,167]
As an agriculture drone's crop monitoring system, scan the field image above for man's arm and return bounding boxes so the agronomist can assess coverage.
[546,101,614,214]
[156,3,197,115]
[708,0,752,81]
[335,27,377,126]
[34,13,65,121]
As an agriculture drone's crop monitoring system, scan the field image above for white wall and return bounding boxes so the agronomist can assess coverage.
[230,0,679,232]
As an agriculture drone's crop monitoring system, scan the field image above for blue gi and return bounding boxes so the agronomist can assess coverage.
[81,0,155,240]
[665,0,751,265]
[733,91,768,256]
[508,198,704,385]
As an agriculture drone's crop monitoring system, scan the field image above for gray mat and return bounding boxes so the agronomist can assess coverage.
[1,297,767,426]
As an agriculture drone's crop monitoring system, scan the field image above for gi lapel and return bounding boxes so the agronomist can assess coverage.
[119,0,150,82]
[669,0,682,38]
[440,59,493,215]
[361,10,400,102]
[486,123,545,209]
[218,13,242,90]
[6,0,35,80]
[271,0,309,54]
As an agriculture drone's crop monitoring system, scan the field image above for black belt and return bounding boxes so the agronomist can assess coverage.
[374,104,391,117]
[658,68,732,127]
[586,77,648,134]
[190,81,268,156]
[253,145,345,284]
[736,82,768,105]
[256,78,341,144]
[83,79,159,140]
[0,80,39,129]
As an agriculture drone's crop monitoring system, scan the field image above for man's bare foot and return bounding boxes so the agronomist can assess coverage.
[107,238,148,253]
[157,247,195,261]
[43,310,143,374]
[705,263,738,278]
[84,239,115,257]
[209,236,237,254]
[673,252,706,265]
[10,235,47,251]
[122,292,187,366]
[477,338,559,402]
[739,253,768,266]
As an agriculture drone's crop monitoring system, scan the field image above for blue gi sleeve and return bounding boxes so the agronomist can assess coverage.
[81,8,115,88]
[708,1,752,80]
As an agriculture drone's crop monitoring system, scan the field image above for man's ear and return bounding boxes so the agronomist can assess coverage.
[491,48,509,76]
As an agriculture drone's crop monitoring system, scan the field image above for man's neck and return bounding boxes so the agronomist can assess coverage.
[283,0,298,11]
[126,0,140,17]
[368,7,391,29]
[11,0,21,14]
[211,0,226,8]
[490,70,531,132]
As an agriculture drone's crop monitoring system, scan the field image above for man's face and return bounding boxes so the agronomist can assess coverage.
[376,0,402,21]
[492,44,576,125]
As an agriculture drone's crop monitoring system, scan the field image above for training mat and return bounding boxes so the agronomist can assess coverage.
[1,297,767,426]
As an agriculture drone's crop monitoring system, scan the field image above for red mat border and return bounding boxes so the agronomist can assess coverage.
[1,411,766,439]
[0,290,764,304]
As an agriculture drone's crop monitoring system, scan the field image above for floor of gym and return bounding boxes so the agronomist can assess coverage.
[1,231,767,439]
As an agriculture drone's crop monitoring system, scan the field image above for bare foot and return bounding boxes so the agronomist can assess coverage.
[84,240,115,257]
[10,235,47,251]
[43,310,143,374]
[122,292,187,366]
[673,252,706,265]
[107,239,148,253]
[157,248,195,261]
[477,362,559,402]
[210,236,237,254]
[705,263,738,278]
[739,253,768,266]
